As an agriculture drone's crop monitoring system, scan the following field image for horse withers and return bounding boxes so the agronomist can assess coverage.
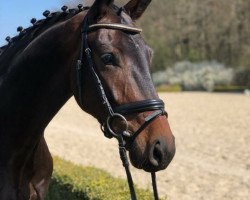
[0,0,175,199]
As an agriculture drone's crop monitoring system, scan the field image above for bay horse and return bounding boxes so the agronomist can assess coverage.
[0,0,175,199]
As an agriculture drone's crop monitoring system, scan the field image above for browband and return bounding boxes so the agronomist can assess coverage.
[88,23,142,33]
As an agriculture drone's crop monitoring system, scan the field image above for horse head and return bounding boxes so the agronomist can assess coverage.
[73,0,175,172]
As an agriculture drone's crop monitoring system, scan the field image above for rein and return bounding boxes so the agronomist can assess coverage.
[76,15,168,200]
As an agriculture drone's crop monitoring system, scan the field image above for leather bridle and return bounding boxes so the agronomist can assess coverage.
[76,14,168,200]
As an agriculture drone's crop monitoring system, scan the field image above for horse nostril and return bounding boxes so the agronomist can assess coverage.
[154,142,163,163]
[149,141,164,167]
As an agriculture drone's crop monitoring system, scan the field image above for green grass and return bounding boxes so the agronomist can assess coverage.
[45,156,157,200]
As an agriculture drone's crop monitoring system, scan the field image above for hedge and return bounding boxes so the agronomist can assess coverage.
[156,84,182,92]
[213,85,249,92]
[45,156,157,200]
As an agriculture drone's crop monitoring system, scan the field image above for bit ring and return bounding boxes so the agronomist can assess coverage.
[106,113,129,138]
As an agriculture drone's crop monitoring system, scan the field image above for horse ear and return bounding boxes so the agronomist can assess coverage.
[88,0,114,21]
[124,0,152,20]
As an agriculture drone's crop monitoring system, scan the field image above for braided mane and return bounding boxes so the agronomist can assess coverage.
[0,6,89,77]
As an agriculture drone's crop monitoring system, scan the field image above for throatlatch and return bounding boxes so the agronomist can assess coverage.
[76,13,168,200]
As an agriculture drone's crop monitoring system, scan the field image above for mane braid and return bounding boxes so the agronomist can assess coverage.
[0,7,89,77]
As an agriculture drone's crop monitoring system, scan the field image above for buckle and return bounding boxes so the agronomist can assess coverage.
[85,48,91,54]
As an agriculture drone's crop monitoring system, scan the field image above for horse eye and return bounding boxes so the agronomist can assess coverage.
[101,53,115,65]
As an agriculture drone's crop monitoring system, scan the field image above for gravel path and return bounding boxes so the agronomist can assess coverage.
[45,92,250,200]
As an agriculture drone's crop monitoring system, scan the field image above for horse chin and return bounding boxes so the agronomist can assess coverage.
[127,141,144,169]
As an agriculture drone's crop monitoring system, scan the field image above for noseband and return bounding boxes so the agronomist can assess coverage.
[76,15,168,200]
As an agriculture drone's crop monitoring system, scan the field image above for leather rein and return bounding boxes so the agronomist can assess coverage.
[76,15,168,200]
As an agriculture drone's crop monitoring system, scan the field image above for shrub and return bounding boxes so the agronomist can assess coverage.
[45,156,157,200]
[233,67,250,87]
[156,84,182,92]
[213,85,249,92]
[152,61,234,91]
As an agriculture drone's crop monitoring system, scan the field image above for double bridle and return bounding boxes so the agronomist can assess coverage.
[76,14,168,200]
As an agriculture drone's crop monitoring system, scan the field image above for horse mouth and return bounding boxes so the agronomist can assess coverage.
[142,155,174,172]
[128,138,176,172]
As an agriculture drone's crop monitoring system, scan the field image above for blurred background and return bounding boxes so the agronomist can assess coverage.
[140,0,250,93]
[0,1,250,200]
[1,0,250,91]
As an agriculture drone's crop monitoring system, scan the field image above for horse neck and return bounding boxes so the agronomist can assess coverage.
[0,15,83,132]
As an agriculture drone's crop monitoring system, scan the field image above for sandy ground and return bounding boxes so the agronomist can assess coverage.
[45,92,250,200]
